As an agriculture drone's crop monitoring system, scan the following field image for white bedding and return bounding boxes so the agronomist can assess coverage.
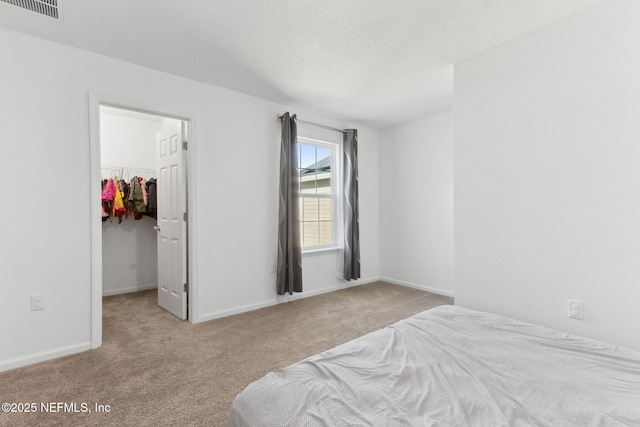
[227,305,640,426]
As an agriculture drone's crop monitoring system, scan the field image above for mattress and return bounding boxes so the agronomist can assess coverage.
[227,305,640,426]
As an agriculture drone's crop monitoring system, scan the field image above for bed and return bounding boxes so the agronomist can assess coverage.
[227,305,640,426]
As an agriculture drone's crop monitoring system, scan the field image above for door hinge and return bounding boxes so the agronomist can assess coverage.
[183,212,188,221]
[183,282,188,293]
[182,140,188,150]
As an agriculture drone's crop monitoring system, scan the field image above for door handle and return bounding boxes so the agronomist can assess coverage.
[153,226,161,231]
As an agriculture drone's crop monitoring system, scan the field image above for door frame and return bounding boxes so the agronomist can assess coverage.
[88,92,198,349]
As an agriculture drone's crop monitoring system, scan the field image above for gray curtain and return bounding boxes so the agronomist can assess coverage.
[343,129,360,280]
[276,112,303,295]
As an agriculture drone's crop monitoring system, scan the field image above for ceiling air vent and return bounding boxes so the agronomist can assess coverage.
[1,0,59,19]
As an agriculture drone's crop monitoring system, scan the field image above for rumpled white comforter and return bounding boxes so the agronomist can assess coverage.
[227,305,640,426]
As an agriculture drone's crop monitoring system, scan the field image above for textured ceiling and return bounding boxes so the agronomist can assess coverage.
[0,0,610,128]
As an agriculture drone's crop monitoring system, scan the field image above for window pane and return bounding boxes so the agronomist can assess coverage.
[316,176,331,194]
[318,198,332,221]
[302,222,318,247]
[299,196,333,248]
[315,146,331,194]
[300,180,317,194]
[302,197,319,217]
[299,144,316,169]
[302,197,319,247]
[318,221,332,245]
[299,143,317,194]
[316,146,331,170]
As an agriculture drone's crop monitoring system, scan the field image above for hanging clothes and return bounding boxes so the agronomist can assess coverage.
[112,182,126,222]
[132,177,146,219]
[101,169,156,222]
[102,178,116,201]
[128,176,137,218]
[118,180,131,218]
[101,179,116,222]
[140,178,148,206]
[145,178,157,219]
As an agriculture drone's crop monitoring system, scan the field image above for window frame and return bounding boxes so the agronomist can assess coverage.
[297,135,342,253]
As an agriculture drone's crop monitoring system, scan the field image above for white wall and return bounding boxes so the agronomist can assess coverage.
[454,0,640,350]
[102,217,158,295]
[378,111,454,296]
[100,109,161,296]
[0,27,380,370]
[100,109,160,170]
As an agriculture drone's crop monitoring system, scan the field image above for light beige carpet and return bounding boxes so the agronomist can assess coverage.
[0,281,452,427]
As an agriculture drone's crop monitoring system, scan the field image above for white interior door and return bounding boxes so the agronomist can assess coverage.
[156,122,187,319]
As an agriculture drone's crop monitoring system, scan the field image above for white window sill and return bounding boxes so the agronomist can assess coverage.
[302,247,341,256]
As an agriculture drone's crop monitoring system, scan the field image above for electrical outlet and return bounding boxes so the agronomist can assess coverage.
[31,293,45,311]
[567,299,583,320]
[269,262,277,273]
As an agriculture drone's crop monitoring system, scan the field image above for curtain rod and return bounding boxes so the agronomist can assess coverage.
[278,114,348,134]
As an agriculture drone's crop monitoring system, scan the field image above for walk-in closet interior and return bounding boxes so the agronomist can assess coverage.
[100,106,182,298]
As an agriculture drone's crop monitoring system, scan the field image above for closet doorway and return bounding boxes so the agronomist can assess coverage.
[89,95,195,349]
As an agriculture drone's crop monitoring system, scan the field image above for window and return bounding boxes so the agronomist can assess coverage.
[298,137,339,251]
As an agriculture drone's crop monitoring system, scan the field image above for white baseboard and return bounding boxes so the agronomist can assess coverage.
[379,277,455,298]
[196,277,380,323]
[0,342,91,373]
[102,283,157,297]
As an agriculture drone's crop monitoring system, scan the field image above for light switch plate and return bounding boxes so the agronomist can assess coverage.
[567,299,583,320]
[31,293,45,311]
